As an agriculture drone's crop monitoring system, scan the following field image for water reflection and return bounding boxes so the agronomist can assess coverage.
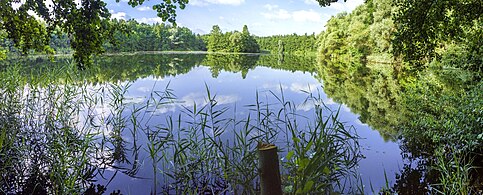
[317,57,482,193]
[0,53,406,194]
[316,58,404,141]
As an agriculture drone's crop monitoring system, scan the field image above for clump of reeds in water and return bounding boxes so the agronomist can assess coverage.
[0,62,362,194]
[0,62,130,194]
[127,83,363,194]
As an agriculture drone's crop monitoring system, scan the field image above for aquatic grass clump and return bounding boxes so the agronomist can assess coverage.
[432,147,474,195]
[125,83,363,194]
[0,63,128,194]
[258,88,362,194]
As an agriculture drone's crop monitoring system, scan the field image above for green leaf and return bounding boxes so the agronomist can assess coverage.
[303,180,314,193]
[286,151,294,161]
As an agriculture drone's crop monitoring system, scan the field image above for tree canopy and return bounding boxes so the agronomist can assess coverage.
[393,0,482,71]
[206,25,260,53]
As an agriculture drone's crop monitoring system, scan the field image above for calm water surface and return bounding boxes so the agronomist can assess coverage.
[84,53,403,193]
[2,53,406,194]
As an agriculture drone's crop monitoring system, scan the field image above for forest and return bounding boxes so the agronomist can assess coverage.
[1,19,320,61]
[0,22,320,58]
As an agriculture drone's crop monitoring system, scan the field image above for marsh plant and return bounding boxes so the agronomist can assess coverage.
[0,63,362,194]
[0,64,116,194]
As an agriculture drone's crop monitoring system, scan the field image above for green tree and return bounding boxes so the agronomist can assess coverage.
[207,25,223,52]
[207,25,259,53]
[256,34,317,54]
[0,0,188,67]
[393,0,483,70]
[241,25,259,53]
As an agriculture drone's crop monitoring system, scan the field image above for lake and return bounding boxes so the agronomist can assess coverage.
[1,53,410,194]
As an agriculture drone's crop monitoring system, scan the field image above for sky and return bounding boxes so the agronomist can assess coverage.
[103,0,365,36]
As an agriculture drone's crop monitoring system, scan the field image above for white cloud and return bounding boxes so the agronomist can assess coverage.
[264,4,279,11]
[153,104,177,115]
[137,17,164,24]
[329,0,364,12]
[137,86,151,93]
[304,0,318,5]
[296,99,324,111]
[190,0,245,6]
[124,96,146,105]
[324,98,337,105]
[262,7,322,23]
[136,6,151,11]
[216,95,240,105]
[260,83,288,92]
[328,2,345,11]
[111,12,127,20]
[180,93,239,108]
[261,9,291,20]
[292,9,321,22]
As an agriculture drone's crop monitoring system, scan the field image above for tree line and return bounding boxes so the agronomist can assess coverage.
[103,19,205,52]
[256,34,318,55]
[1,21,323,62]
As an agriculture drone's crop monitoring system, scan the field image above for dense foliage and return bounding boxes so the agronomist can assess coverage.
[393,0,483,72]
[1,20,206,55]
[317,56,482,193]
[318,0,482,72]
[206,25,260,53]
[0,0,187,67]
[316,0,482,192]
[256,34,318,55]
[103,19,205,52]
[317,0,395,62]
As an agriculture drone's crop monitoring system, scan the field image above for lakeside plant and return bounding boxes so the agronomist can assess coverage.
[0,62,362,194]
[0,63,109,194]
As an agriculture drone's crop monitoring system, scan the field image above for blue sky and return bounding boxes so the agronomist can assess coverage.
[104,0,364,36]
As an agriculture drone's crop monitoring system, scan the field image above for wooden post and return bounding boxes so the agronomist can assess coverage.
[258,143,282,195]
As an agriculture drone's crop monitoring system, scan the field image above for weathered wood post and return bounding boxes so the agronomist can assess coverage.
[258,142,282,195]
